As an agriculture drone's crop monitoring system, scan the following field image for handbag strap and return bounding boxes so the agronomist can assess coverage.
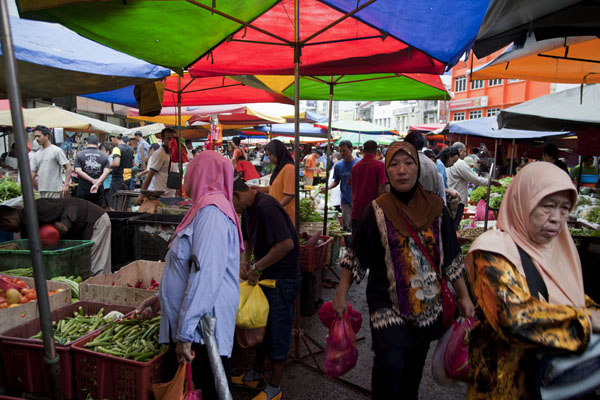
[517,246,549,301]
[399,215,440,277]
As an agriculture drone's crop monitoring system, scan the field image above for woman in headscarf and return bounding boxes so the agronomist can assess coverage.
[135,151,243,399]
[331,142,474,399]
[466,162,600,399]
[257,139,296,224]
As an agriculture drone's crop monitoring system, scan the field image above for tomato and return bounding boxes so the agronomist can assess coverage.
[16,280,27,288]
[20,288,33,296]
[0,303,8,309]
[19,296,28,304]
[25,292,37,301]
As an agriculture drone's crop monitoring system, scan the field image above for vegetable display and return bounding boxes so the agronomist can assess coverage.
[569,227,600,237]
[84,316,168,362]
[0,178,21,202]
[0,267,33,277]
[300,198,322,222]
[469,177,512,207]
[0,276,62,308]
[30,307,110,344]
[51,275,82,300]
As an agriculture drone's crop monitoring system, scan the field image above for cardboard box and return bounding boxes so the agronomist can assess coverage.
[80,260,164,307]
[0,277,71,334]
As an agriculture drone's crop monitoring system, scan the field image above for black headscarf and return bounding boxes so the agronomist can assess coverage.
[265,140,294,185]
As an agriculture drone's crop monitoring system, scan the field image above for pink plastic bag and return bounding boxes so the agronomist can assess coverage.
[323,315,358,378]
[185,363,202,400]
[443,317,475,382]
[318,301,362,333]
[475,199,495,221]
[319,301,362,378]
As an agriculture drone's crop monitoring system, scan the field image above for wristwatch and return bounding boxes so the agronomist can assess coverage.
[251,263,261,277]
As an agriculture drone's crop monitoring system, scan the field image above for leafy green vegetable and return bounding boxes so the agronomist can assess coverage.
[0,178,21,202]
[300,198,321,222]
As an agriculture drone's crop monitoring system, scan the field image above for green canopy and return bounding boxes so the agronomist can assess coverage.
[334,132,400,147]
[17,1,279,70]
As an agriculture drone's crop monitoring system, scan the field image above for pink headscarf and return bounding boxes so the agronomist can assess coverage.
[174,150,243,252]
[467,162,584,306]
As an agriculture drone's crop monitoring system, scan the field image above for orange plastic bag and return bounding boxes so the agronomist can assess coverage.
[152,362,202,400]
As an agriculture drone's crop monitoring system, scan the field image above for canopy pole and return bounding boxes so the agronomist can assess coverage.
[464,134,468,148]
[293,0,300,231]
[322,81,334,236]
[177,75,183,195]
[509,138,515,175]
[484,139,498,231]
[576,155,583,193]
[0,4,62,399]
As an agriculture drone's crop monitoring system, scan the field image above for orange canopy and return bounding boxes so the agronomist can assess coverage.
[473,36,600,84]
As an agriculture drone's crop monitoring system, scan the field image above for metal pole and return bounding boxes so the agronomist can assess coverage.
[509,138,515,175]
[484,139,498,231]
[576,155,584,193]
[177,75,183,196]
[322,82,334,235]
[0,3,62,398]
[293,0,300,230]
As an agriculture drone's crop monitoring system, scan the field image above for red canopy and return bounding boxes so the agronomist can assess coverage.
[189,0,445,77]
[161,74,292,107]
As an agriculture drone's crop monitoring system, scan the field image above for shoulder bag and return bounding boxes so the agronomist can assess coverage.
[166,158,180,190]
[518,247,600,400]
[400,215,456,330]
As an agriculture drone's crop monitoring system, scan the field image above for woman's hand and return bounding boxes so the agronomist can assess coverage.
[332,292,348,318]
[135,295,159,320]
[175,341,194,364]
[457,295,475,319]
[590,309,600,332]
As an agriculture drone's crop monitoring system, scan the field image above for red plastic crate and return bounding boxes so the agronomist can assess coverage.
[300,235,333,272]
[72,329,171,400]
[0,301,134,399]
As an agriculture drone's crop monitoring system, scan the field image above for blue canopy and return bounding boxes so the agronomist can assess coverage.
[84,86,138,108]
[447,117,572,139]
[0,16,170,99]
[321,0,492,66]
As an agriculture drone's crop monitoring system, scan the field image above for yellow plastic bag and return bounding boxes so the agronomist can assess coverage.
[236,279,276,329]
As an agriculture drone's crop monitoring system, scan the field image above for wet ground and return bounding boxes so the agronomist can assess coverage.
[231,260,466,400]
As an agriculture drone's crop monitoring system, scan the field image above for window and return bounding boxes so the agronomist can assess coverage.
[453,112,465,121]
[486,108,501,117]
[469,110,483,119]
[470,79,484,90]
[454,76,466,92]
[508,79,522,83]
[488,79,503,86]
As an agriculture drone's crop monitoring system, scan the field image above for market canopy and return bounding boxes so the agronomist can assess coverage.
[472,0,600,58]
[445,116,572,139]
[233,73,449,101]
[0,15,170,99]
[335,132,399,146]
[0,106,127,133]
[120,123,165,137]
[19,0,491,71]
[248,123,329,139]
[85,74,293,109]
[409,123,446,133]
[498,84,600,131]
[315,120,398,135]
[472,36,600,84]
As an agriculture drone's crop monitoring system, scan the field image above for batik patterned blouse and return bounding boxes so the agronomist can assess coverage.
[341,200,464,350]
[468,250,597,399]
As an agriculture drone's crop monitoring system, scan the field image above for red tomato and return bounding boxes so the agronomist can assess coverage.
[21,288,32,295]
[0,303,8,309]
[16,280,27,288]
[25,292,37,301]
[19,296,28,304]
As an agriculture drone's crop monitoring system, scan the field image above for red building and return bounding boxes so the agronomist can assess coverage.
[449,51,551,121]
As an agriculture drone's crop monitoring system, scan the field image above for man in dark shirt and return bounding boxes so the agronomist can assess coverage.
[0,198,111,276]
[74,135,110,206]
[109,134,135,210]
[231,178,301,400]
[542,143,569,174]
